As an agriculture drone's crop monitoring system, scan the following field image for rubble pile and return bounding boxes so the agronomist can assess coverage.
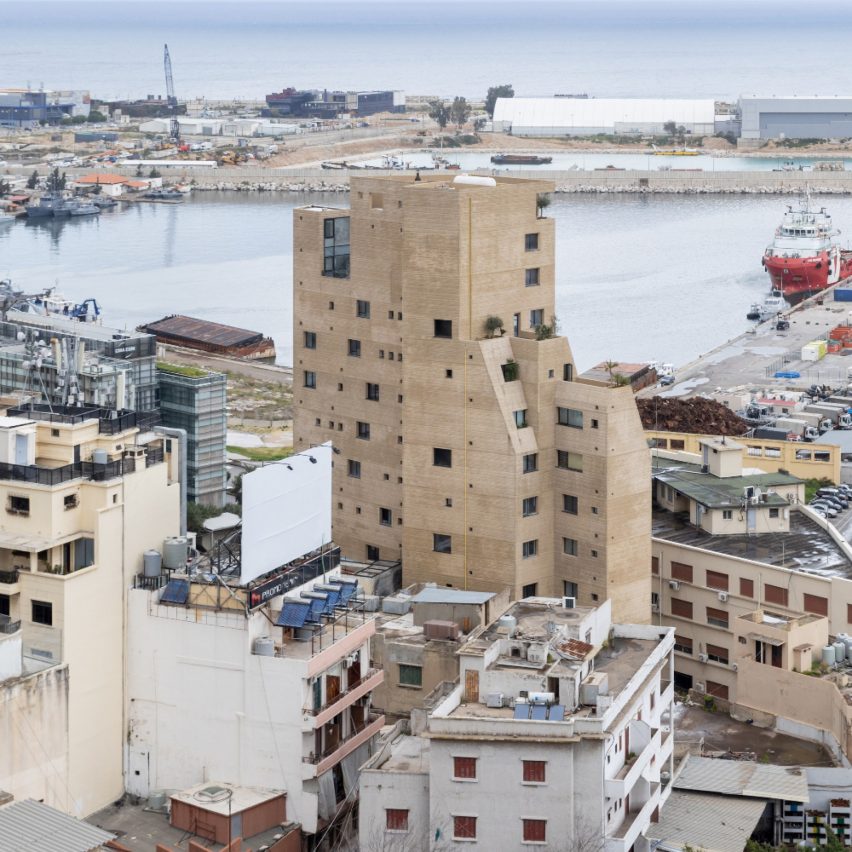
[637,397,749,436]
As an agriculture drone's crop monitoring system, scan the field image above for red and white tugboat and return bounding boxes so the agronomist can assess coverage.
[762,193,852,303]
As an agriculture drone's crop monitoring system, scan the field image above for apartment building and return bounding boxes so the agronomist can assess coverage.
[360,598,675,852]
[293,174,651,621]
[0,403,181,817]
[156,363,227,506]
[127,549,385,845]
[651,438,852,705]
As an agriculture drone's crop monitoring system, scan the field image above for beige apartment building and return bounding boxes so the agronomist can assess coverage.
[651,438,852,708]
[293,174,650,621]
[0,403,181,817]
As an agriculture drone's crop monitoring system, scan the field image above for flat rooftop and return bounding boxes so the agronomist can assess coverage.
[448,636,661,722]
[653,508,852,578]
[5,310,151,342]
[88,800,297,852]
[652,458,799,509]
[367,734,430,775]
[170,782,282,817]
[457,598,595,660]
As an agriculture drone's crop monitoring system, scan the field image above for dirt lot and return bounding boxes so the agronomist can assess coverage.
[674,702,835,766]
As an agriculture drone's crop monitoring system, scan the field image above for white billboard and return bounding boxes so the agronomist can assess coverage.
[240,443,333,585]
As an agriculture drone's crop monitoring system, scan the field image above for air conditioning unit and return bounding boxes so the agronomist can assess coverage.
[698,653,708,663]
[718,591,728,602]
[651,603,660,614]
[563,596,576,609]
[669,580,680,591]
[694,682,706,693]
[486,692,504,708]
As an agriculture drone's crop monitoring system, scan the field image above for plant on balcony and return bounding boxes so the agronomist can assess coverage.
[533,315,559,341]
[501,359,519,382]
[625,751,637,766]
[536,192,551,218]
[484,315,505,338]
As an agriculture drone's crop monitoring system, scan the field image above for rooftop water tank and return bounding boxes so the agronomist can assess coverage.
[163,536,189,570]
[497,614,517,635]
[834,641,847,664]
[91,448,108,465]
[254,637,275,657]
[823,645,837,667]
[452,174,497,188]
[143,549,162,578]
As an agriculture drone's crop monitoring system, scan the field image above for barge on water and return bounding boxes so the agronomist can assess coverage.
[490,153,553,165]
[139,314,276,360]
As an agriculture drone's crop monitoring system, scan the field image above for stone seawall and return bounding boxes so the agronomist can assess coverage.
[28,165,852,194]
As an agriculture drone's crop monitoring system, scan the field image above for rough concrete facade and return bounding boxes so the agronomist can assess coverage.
[293,175,651,621]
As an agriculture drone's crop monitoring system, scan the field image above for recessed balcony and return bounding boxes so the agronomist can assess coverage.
[302,712,385,778]
[305,668,384,728]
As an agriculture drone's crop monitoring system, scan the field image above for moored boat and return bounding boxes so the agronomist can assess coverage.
[762,194,852,303]
[490,154,553,165]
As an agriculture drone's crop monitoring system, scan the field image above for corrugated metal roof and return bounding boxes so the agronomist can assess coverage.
[674,754,809,802]
[493,97,716,129]
[0,799,115,852]
[141,314,264,349]
[645,790,766,852]
[410,588,494,605]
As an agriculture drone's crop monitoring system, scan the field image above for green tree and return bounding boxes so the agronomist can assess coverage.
[186,501,221,534]
[71,114,87,125]
[484,83,514,118]
[663,120,677,137]
[450,96,471,129]
[148,168,161,178]
[536,192,551,218]
[26,170,39,189]
[428,99,451,130]
[86,110,107,123]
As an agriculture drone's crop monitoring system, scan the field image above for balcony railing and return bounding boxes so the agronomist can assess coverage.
[0,452,166,487]
[305,669,382,716]
[303,712,383,764]
[0,614,20,634]
[7,404,160,434]
[0,569,19,585]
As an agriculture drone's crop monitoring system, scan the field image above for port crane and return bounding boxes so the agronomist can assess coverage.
[163,44,180,146]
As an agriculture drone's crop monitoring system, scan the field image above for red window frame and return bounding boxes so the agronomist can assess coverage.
[386,809,409,831]
[453,756,477,780]
[522,760,546,783]
[454,815,477,839]
[523,819,547,842]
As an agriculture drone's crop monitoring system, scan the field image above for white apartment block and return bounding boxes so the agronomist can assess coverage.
[127,554,385,842]
[0,402,181,817]
[360,598,675,852]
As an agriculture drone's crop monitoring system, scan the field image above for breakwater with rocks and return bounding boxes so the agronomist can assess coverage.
[22,165,852,195]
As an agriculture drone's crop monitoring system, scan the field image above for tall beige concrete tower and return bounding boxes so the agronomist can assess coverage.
[293,175,650,622]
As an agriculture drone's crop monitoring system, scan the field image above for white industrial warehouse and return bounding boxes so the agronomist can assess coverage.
[492,97,716,137]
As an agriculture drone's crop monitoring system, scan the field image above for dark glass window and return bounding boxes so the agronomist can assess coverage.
[434,319,452,338]
[322,216,350,278]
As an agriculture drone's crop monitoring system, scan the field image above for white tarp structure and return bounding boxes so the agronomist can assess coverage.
[240,442,333,585]
[492,97,716,137]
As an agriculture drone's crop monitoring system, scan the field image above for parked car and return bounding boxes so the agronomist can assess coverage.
[660,375,675,386]
[811,502,838,517]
